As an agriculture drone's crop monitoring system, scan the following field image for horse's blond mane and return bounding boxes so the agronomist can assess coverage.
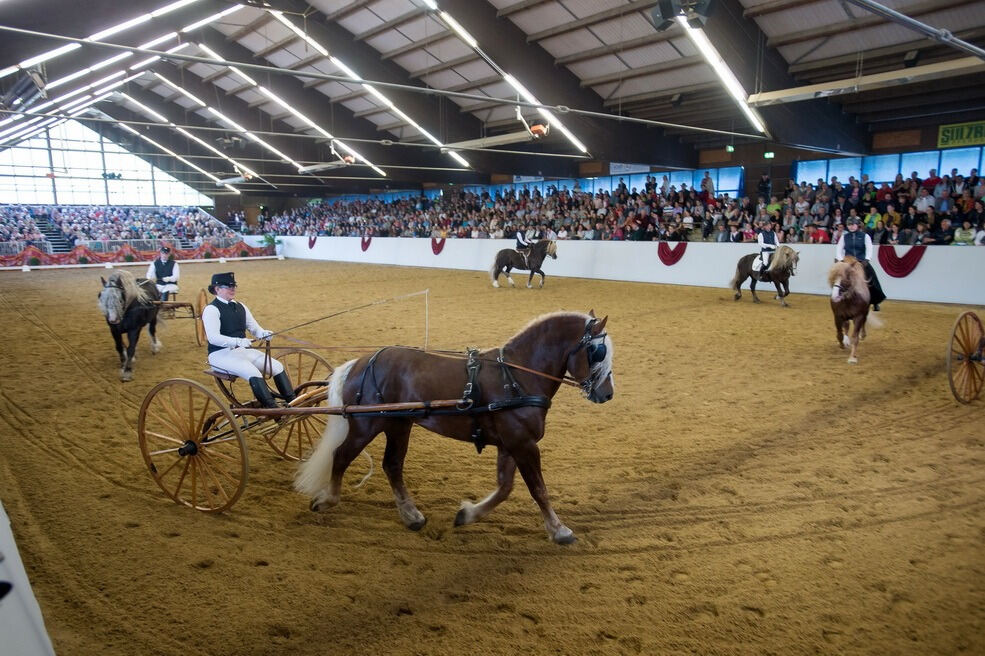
[110,269,151,307]
[827,257,867,298]
[546,240,557,256]
[768,245,797,272]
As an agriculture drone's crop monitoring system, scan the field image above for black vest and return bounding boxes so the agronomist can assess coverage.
[760,230,777,247]
[843,231,867,260]
[207,299,246,354]
[153,259,175,284]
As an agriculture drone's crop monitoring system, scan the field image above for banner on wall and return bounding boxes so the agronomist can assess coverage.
[938,120,985,148]
[610,162,651,175]
[513,175,543,183]
[0,241,271,267]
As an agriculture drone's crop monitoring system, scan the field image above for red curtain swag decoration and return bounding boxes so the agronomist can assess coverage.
[431,237,445,255]
[657,241,687,265]
[0,241,271,267]
[360,236,372,251]
[308,235,318,249]
[877,244,926,278]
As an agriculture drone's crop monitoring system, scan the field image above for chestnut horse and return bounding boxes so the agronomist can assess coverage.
[296,311,615,544]
[490,239,558,289]
[98,270,161,381]
[829,256,881,363]
[730,244,799,307]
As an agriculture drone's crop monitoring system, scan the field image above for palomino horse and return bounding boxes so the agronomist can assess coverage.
[829,256,881,364]
[490,239,558,289]
[98,270,161,381]
[296,311,615,544]
[730,244,799,307]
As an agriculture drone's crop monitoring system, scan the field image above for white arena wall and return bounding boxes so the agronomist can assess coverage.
[243,237,985,306]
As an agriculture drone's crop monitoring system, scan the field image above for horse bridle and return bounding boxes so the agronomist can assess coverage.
[570,318,610,395]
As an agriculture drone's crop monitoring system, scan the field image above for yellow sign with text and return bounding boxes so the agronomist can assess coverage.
[938,121,985,148]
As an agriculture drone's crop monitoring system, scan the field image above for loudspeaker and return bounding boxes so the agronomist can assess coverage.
[650,0,678,32]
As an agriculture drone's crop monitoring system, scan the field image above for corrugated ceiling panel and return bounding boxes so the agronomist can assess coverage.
[280,116,304,129]
[336,9,379,34]
[508,4,573,34]
[188,63,222,78]
[236,89,263,104]
[586,13,657,43]
[311,81,352,97]
[365,31,414,53]
[449,95,473,108]
[601,66,716,97]
[216,7,254,27]
[266,51,298,70]
[563,0,627,20]
[418,36,474,61]
[591,81,620,98]
[449,59,497,81]
[308,0,358,13]
[754,1,859,37]
[341,97,377,113]
[390,14,445,41]
[417,69,464,88]
[236,32,275,54]
[486,0,514,9]
[211,77,238,92]
[566,55,627,79]
[393,50,445,74]
[539,29,605,58]
[366,112,399,127]
[781,4,985,63]
[281,41,323,61]
[484,105,517,122]
[670,36,698,58]
[479,81,514,98]
[375,0,418,21]
[618,41,685,68]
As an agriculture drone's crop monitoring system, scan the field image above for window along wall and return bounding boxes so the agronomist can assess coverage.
[0,120,213,206]
[793,147,984,186]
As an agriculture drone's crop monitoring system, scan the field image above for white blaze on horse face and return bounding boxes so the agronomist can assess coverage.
[831,281,842,302]
[100,288,123,324]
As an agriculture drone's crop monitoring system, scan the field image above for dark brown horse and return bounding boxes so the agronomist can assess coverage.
[490,239,558,288]
[829,256,881,364]
[98,270,161,381]
[730,245,799,307]
[296,311,615,544]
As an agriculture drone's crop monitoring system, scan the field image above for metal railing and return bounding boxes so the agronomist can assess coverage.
[0,240,53,255]
[76,236,245,253]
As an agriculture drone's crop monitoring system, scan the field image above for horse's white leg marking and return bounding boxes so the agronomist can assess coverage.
[151,336,162,354]
[395,496,426,530]
[507,275,515,287]
[492,280,500,288]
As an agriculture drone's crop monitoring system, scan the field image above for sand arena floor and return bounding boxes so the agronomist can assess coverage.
[0,258,983,656]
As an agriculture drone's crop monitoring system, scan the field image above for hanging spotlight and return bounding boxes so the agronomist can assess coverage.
[650,0,715,32]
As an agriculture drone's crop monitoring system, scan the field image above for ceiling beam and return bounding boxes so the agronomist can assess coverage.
[498,0,552,18]
[579,56,703,87]
[380,31,454,61]
[254,34,299,59]
[447,74,504,93]
[355,7,428,41]
[527,1,658,43]
[556,32,678,66]
[289,52,327,71]
[768,0,974,48]
[602,83,722,108]
[744,0,823,19]
[409,53,481,80]
[226,12,274,42]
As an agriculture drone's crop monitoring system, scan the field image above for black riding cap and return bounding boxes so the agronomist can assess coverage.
[208,272,236,294]
[160,246,171,254]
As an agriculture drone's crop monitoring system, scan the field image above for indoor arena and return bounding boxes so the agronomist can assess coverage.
[1,1,984,655]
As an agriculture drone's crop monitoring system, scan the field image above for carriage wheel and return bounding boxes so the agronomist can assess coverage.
[947,311,985,404]
[263,349,334,461]
[194,288,208,347]
[138,378,248,512]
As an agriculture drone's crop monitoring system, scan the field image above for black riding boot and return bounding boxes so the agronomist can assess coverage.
[272,371,296,404]
[248,377,278,408]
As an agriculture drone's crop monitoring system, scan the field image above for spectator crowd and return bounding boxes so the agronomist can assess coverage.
[244,167,985,247]
[0,205,237,247]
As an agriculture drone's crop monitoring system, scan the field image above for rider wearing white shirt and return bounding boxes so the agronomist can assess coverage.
[756,221,779,280]
[202,272,294,408]
[835,217,886,311]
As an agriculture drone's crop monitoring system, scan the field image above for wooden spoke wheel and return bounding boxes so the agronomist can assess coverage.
[947,311,985,404]
[263,349,334,461]
[194,288,208,347]
[138,378,248,512]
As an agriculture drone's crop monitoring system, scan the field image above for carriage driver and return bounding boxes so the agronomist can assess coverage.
[836,217,886,311]
[756,219,778,281]
[147,246,179,301]
[202,272,295,408]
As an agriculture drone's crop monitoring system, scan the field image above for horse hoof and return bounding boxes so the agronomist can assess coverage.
[733,294,740,301]
[526,283,532,289]
[454,507,470,527]
[492,281,499,288]
[407,517,427,531]
[847,357,858,364]
[552,529,577,545]
[309,500,322,512]
[120,371,133,382]
[753,298,761,304]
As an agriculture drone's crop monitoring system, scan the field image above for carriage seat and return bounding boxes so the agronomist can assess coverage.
[204,368,239,382]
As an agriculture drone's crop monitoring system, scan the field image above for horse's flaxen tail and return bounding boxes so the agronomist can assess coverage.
[489,255,501,286]
[867,312,884,329]
[294,358,356,497]
[728,267,740,290]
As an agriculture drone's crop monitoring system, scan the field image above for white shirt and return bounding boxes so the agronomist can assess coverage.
[146,258,180,283]
[202,297,266,350]
[835,230,874,261]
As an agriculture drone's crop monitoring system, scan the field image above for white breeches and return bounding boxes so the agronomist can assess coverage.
[208,348,284,380]
[761,251,773,268]
[156,283,179,296]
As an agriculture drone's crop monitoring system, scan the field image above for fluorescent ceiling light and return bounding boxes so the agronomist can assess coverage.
[439,11,477,48]
[19,43,82,70]
[181,5,242,33]
[88,15,152,42]
[121,122,237,192]
[503,73,588,153]
[151,0,201,18]
[421,0,438,9]
[90,52,134,72]
[676,17,766,134]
